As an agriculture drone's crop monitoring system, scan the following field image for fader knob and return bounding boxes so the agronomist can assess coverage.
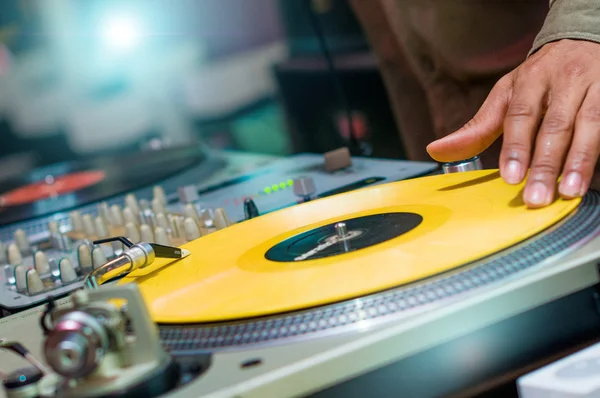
[26,269,44,295]
[59,258,78,283]
[442,156,483,174]
[293,177,316,201]
[243,198,259,220]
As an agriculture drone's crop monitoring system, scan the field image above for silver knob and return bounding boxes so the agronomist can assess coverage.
[442,156,483,174]
[293,177,316,200]
[44,311,108,378]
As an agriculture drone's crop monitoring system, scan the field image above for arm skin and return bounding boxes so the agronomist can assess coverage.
[426,0,600,208]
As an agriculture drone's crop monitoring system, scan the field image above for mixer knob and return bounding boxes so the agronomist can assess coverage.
[244,198,260,220]
[77,244,93,273]
[70,211,84,232]
[183,217,201,241]
[94,216,109,239]
[82,214,96,237]
[34,251,51,276]
[213,208,231,230]
[125,194,140,215]
[48,221,60,235]
[14,266,27,292]
[125,222,141,243]
[92,247,107,269]
[26,269,44,295]
[184,204,199,222]
[97,202,111,224]
[323,147,352,172]
[110,205,125,227]
[154,227,171,246]
[59,258,78,283]
[153,186,167,205]
[152,197,166,215]
[178,185,199,204]
[442,156,483,174]
[140,224,154,243]
[155,213,169,230]
[7,243,22,266]
[293,177,316,202]
[14,229,30,253]
[122,207,138,226]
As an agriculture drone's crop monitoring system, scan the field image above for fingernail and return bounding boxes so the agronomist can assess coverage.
[559,172,583,198]
[525,181,552,207]
[503,160,522,184]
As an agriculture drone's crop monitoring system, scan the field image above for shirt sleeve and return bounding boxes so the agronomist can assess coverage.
[529,0,600,56]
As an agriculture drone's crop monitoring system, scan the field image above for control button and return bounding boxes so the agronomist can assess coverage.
[26,269,44,295]
[125,194,140,215]
[110,205,124,227]
[34,251,50,276]
[244,198,259,220]
[293,177,316,201]
[14,229,30,254]
[156,213,169,230]
[442,156,483,174]
[94,216,109,239]
[154,227,172,246]
[152,197,166,215]
[125,222,140,243]
[82,214,96,237]
[184,217,201,241]
[92,247,107,270]
[184,204,199,222]
[178,185,199,204]
[2,367,43,393]
[97,202,111,224]
[140,224,154,243]
[324,147,352,172]
[70,211,84,232]
[77,244,93,273]
[7,243,22,266]
[122,207,137,226]
[48,221,60,235]
[153,185,167,205]
[59,258,77,284]
[213,208,231,230]
[15,266,27,293]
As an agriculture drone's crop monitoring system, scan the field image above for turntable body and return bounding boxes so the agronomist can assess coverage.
[2,164,600,397]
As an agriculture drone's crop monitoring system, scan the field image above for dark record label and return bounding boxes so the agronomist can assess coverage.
[265,212,423,262]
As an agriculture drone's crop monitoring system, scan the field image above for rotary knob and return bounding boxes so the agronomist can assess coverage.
[442,156,483,174]
[293,177,316,202]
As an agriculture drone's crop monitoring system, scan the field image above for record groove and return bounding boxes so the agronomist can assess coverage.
[158,191,600,353]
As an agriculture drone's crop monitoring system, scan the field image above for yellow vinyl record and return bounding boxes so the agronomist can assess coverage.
[120,170,581,323]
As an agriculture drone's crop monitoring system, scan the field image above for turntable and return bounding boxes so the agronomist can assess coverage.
[1,163,600,398]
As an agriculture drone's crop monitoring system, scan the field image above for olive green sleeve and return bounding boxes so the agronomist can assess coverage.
[529,0,600,56]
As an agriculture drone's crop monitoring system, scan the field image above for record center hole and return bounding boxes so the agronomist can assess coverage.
[240,358,262,369]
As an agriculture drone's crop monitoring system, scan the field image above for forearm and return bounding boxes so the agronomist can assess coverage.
[530,0,600,55]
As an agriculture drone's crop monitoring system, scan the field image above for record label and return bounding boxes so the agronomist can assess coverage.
[265,213,423,262]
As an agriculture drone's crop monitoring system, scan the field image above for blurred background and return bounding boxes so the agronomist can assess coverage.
[0,0,409,179]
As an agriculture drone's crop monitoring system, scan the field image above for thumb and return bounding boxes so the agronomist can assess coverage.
[426,73,514,163]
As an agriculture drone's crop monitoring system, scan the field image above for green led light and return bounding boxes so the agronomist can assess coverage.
[279,182,286,189]
[287,179,294,187]
[264,187,271,194]
[272,184,279,191]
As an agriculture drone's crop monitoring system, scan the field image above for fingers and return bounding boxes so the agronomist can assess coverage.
[522,83,589,207]
[426,74,513,162]
[499,72,547,186]
[558,84,600,199]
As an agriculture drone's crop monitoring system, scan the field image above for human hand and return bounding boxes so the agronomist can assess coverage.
[426,39,600,208]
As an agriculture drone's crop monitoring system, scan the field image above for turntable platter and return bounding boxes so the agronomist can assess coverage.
[121,170,582,323]
[0,146,205,225]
